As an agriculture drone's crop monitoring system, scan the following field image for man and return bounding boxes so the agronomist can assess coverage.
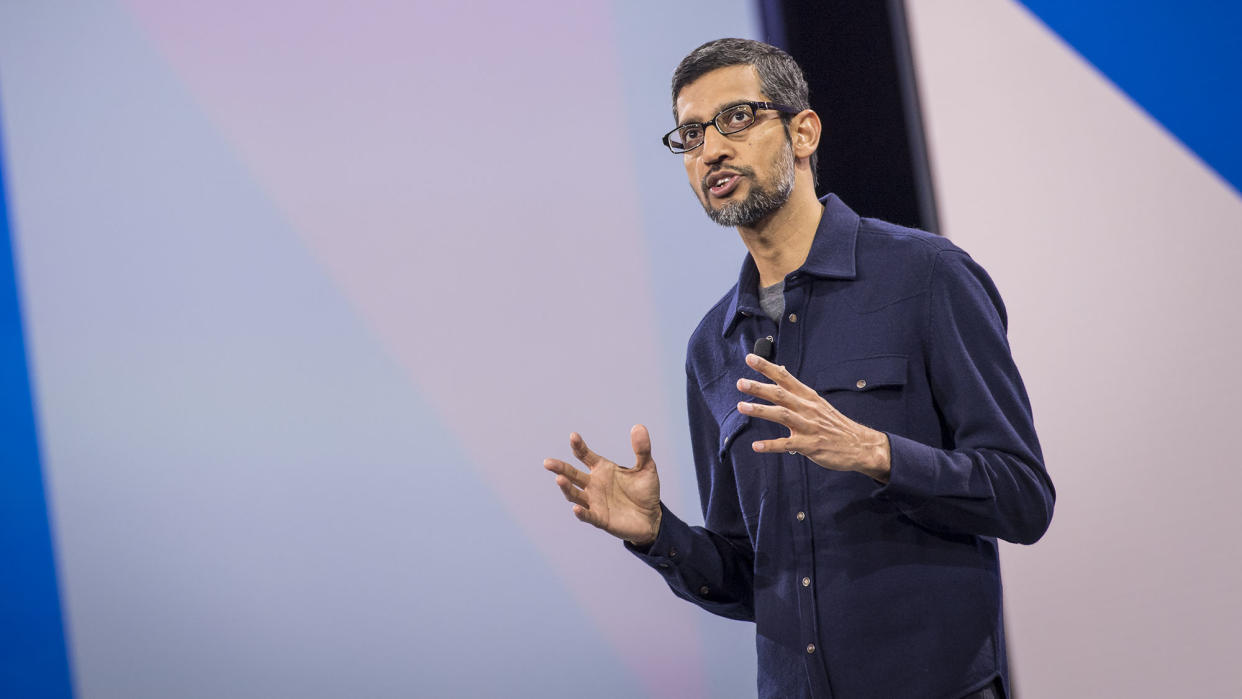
[543,38,1053,698]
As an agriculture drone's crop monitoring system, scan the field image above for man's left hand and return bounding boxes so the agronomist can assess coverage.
[736,353,892,483]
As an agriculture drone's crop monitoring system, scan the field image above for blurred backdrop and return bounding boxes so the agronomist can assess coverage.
[2,1,1239,697]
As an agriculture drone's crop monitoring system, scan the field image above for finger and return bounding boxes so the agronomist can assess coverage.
[569,432,603,470]
[543,458,588,488]
[745,353,816,399]
[556,476,589,508]
[736,376,801,408]
[630,424,656,471]
[751,436,798,454]
[736,400,811,431]
[573,503,602,528]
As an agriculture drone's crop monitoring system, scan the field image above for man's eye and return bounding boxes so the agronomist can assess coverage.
[681,127,702,141]
[730,109,751,123]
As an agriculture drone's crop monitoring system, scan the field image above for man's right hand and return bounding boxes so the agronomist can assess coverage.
[544,425,663,547]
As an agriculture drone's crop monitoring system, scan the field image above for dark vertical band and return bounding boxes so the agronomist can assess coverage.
[762,0,940,233]
[756,0,788,49]
[886,0,940,234]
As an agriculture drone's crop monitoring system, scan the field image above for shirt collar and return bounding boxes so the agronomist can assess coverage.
[722,193,860,337]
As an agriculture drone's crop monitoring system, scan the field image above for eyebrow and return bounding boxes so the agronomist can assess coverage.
[678,99,755,128]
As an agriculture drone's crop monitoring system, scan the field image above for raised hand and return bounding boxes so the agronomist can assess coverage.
[735,353,892,482]
[544,425,663,546]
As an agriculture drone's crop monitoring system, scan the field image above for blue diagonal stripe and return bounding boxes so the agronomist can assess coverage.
[0,94,74,698]
[1019,0,1242,194]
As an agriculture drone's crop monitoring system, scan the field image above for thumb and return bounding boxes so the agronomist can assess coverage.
[631,424,656,471]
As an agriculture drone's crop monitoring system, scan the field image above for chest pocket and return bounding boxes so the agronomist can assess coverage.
[813,355,909,434]
[716,408,764,532]
[718,408,750,460]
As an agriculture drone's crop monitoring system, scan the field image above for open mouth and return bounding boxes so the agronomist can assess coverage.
[707,172,742,198]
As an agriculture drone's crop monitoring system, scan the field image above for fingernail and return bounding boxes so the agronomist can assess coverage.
[753,441,765,452]
[746,354,759,366]
[738,401,751,413]
[737,378,750,390]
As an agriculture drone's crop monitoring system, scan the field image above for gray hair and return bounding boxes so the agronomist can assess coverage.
[671,38,817,179]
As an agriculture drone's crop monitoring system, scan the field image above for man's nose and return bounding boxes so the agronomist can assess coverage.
[700,125,733,165]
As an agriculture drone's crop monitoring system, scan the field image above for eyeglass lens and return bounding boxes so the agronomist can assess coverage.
[671,104,756,152]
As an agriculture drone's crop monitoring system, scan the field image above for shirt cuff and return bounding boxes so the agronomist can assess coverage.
[623,503,694,576]
[870,431,936,509]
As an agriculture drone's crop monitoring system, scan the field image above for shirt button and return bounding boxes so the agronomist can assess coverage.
[657,563,670,569]
[668,547,678,558]
[802,576,811,587]
[787,313,798,323]
[796,511,806,521]
[856,379,867,389]
[698,585,710,596]
[806,643,816,654]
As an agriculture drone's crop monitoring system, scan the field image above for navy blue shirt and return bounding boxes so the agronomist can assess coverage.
[629,195,1054,698]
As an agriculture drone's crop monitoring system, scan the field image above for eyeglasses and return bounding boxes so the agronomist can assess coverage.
[662,101,800,154]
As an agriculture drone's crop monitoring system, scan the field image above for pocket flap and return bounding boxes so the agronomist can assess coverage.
[813,355,908,392]
[718,409,750,458]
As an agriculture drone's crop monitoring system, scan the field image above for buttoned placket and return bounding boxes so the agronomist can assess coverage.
[773,273,833,695]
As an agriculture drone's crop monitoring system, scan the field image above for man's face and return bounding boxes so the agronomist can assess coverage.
[674,65,796,227]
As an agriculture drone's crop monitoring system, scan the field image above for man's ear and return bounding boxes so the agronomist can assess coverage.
[790,109,821,160]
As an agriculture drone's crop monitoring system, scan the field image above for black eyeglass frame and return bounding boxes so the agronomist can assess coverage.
[661,101,801,154]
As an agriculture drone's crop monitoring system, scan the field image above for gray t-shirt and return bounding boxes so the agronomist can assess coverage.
[758,279,785,324]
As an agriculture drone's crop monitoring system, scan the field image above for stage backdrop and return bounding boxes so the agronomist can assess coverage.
[908,2,1242,696]
[0,1,762,697]
[3,1,1239,698]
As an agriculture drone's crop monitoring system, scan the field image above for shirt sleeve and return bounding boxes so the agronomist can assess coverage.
[872,249,1056,544]
[624,368,756,622]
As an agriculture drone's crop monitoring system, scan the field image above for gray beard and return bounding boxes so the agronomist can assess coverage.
[704,143,796,228]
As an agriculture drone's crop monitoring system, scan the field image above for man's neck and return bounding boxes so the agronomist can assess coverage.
[737,188,824,288]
